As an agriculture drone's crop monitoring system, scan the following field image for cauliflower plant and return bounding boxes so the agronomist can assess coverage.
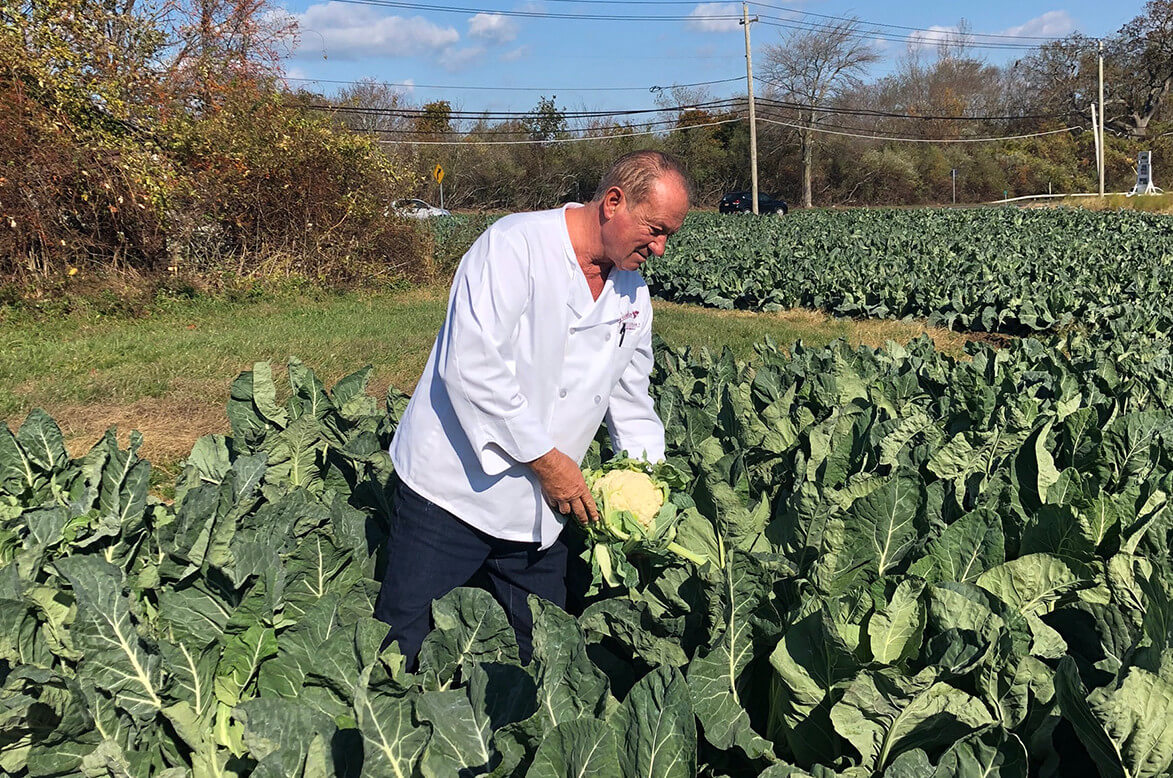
[577,460,710,592]
[590,469,666,531]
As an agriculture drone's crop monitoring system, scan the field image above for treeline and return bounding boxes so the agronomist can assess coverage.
[323,2,1173,211]
[5,0,1173,290]
[1,0,428,287]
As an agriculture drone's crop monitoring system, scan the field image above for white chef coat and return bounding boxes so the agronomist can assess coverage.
[389,203,665,549]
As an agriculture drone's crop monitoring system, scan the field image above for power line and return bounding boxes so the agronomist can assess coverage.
[324,0,740,23]
[307,98,739,120]
[753,16,1046,51]
[755,115,1081,143]
[283,75,743,93]
[749,1,1068,42]
[353,114,728,136]
[374,117,742,145]
[752,91,1066,122]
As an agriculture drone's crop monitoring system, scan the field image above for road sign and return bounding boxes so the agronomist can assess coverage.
[432,164,444,184]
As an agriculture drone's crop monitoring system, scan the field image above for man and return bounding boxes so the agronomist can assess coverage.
[374,150,692,664]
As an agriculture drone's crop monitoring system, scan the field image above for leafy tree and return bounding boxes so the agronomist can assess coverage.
[524,95,567,141]
[761,17,881,207]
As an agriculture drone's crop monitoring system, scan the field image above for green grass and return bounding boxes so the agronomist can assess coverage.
[0,284,975,484]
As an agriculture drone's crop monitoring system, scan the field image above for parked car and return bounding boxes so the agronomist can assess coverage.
[719,191,788,215]
[390,198,451,219]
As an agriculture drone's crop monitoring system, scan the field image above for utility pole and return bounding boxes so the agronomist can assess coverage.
[741,3,759,214]
[1098,39,1106,197]
[1091,103,1102,195]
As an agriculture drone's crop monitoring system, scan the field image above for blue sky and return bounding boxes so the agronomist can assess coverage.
[276,1,1145,113]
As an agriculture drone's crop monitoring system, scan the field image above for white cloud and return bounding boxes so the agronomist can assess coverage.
[468,12,519,44]
[501,45,530,62]
[906,25,960,53]
[687,3,741,34]
[441,46,487,72]
[516,1,546,13]
[999,10,1076,38]
[292,2,459,60]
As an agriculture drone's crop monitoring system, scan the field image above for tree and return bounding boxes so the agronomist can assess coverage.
[415,100,452,137]
[1018,1,1173,139]
[761,17,880,208]
[523,95,567,141]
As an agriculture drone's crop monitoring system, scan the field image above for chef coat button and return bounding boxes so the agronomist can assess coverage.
[605,332,611,341]
[593,395,601,404]
[559,389,567,398]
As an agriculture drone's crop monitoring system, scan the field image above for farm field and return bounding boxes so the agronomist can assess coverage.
[0,286,970,483]
[5,207,1173,777]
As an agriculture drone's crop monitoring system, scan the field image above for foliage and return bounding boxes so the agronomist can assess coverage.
[646,207,1173,335]
[578,460,716,593]
[5,301,1173,774]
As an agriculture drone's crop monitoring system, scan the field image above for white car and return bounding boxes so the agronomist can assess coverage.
[390,198,451,219]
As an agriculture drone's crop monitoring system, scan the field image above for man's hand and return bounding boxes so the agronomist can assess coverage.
[528,448,599,527]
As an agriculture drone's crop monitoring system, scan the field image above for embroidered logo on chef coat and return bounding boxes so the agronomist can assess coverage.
[618,310,641,324]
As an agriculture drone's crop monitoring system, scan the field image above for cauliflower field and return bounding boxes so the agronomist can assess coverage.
[5,208,1173,777]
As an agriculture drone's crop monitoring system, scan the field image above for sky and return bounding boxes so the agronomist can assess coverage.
[274,1,1147,115]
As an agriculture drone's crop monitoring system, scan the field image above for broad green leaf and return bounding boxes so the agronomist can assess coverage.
[868,579,925,665]
[830,668,994,772]
[354,682,430,778]
[17,409,68,474]
[528,597,611,728]
[1055,655,1173,778]
[53,557,164,720]
[417,688,494,777]
[214,623,277,707]
[612,665,696,778]
[976,554,1080,617]
[687,552,776,761]
[767,610,858,766]
[417,587,520,688]
[525,717,620,778]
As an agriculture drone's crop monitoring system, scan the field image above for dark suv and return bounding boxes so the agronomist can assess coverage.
[719,191,789,215]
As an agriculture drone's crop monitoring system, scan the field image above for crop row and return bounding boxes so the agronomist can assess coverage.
[4,323,1173,776]
[645,208,1173,335]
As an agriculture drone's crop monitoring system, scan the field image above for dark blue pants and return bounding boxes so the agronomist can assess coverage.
[373,479,568,667]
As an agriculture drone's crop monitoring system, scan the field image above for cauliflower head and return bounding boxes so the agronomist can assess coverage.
[591,469,665,531]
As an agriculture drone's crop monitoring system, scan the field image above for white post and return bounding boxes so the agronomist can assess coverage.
[1091,104,1102,197]
[952,169,957,204]
[1098,40,1106,197]
[742,3,759,215]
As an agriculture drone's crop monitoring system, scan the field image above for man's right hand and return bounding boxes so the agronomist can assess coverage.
[528,448,600,527]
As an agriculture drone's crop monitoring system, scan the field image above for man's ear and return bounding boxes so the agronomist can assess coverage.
[602,186,624,219]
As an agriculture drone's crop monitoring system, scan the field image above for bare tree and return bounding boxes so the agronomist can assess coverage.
[762,17,880,207]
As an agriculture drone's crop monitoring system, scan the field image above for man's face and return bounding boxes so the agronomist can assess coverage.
[601,175,690,272]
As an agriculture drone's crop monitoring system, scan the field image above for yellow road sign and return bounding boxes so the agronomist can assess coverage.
[432,164,444,184]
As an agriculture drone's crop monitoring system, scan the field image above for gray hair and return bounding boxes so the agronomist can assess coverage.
[592,150,694,207]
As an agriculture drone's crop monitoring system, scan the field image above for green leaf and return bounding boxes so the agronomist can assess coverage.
[612,665,696,778]
[529,596,611,728]
[214,623,278,707]
[16,409,69,474]
[688,552,777,761]
[53,556,164,720]
[417,587,520,688]
[417,689,494,777]
[354,682,430,778]
[868,579,925,665]
[829,668,995,773]
[525,717,620,778]
[767,610,858,766]
[1055,656,1173,778]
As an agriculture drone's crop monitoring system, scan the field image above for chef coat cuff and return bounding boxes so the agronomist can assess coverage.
[475,413,556,476]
